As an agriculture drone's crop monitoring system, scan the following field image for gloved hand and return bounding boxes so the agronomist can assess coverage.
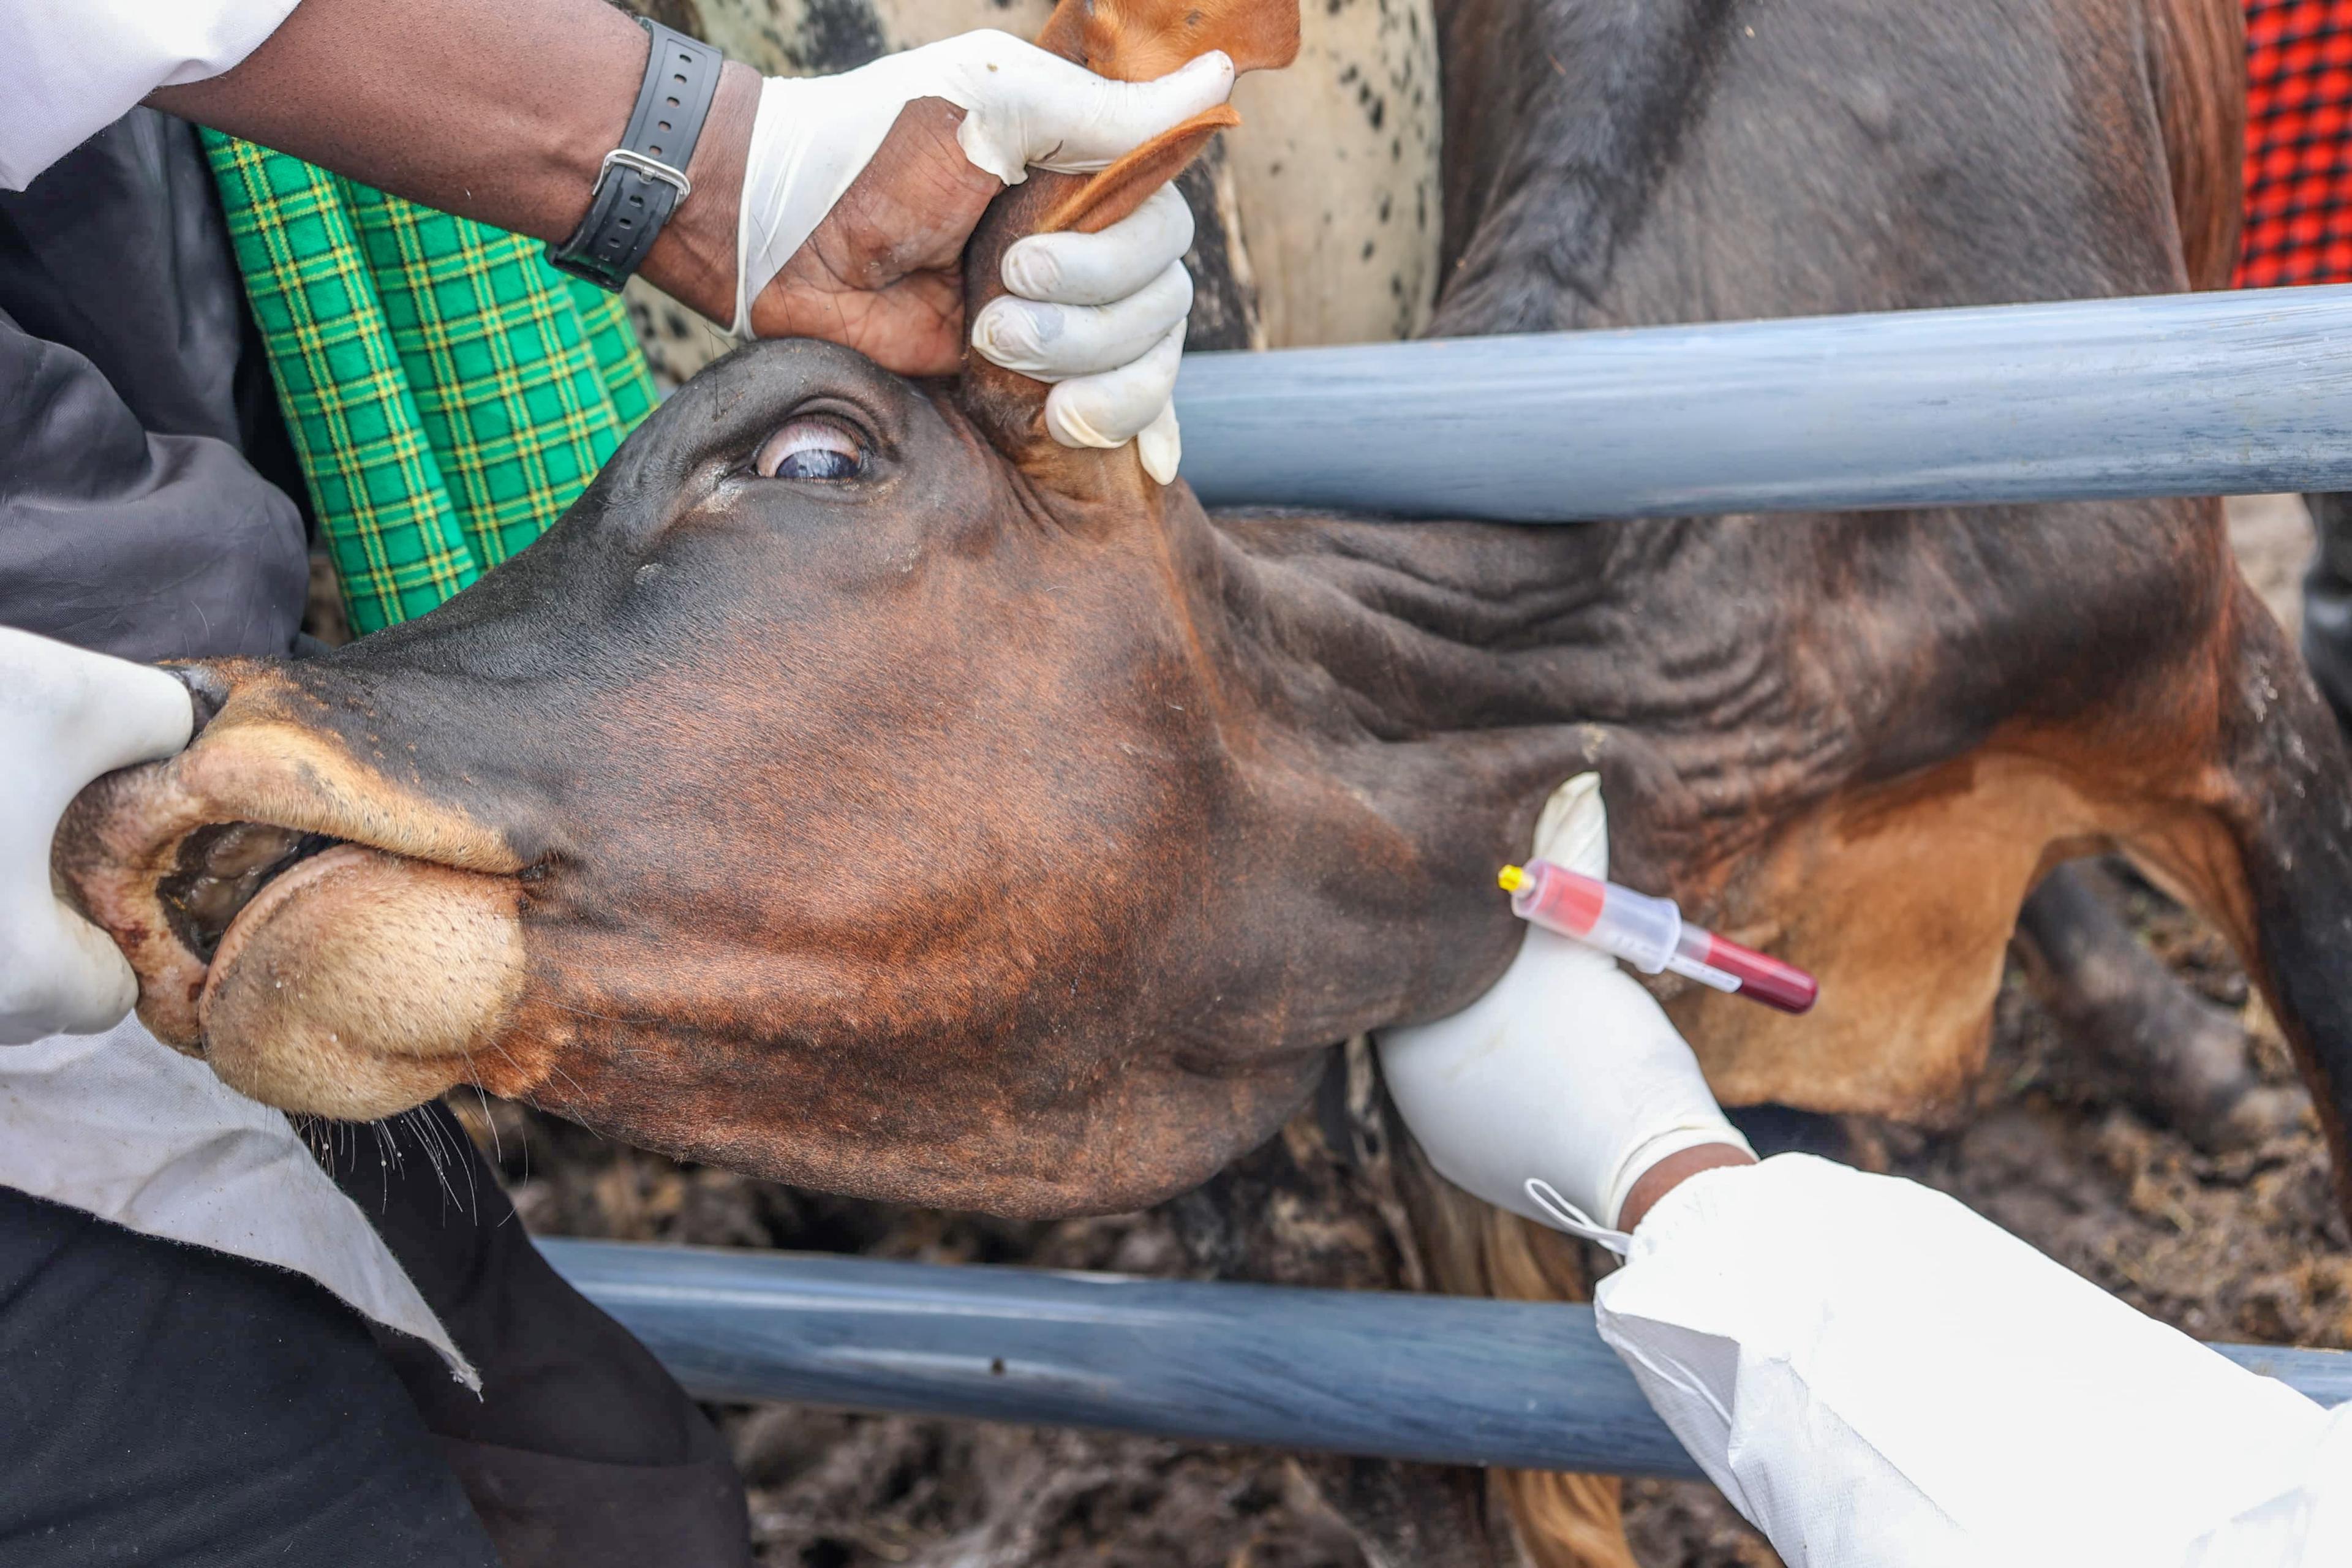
[1375,774,1755,1249]
[966,182,1194,483]
[0,627,193,1045]
[734,31,1234,482]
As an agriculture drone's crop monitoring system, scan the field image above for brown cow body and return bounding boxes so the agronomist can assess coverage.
[55,0,2352,1559]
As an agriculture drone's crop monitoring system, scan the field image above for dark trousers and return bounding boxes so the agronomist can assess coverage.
[0,1106,751,1567]
[0,1184,500,1566]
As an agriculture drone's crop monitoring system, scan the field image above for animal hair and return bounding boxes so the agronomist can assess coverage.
[2148,0,2246,290]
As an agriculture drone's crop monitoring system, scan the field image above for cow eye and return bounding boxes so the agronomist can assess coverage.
[754,417,863,481]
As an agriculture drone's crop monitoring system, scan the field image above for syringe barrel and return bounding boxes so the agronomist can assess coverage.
[1509,860,1682,973]
[1504,859,1821,1013]
[1676,922,1820,1013]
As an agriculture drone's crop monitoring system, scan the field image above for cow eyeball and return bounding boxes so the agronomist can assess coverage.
[755,418,863,481]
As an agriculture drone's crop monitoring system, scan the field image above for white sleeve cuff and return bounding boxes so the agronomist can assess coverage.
[0,0,301,190]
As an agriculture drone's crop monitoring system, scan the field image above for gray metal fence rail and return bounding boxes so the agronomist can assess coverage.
[543,1240,2352,1480]
[1172,285,2352,521]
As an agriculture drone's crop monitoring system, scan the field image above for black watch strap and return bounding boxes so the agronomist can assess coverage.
[547,18,725,292]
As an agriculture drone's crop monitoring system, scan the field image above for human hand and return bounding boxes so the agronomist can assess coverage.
[0,628,192,1044]
[1375,774,1755,1248]
[733,32,1232,473]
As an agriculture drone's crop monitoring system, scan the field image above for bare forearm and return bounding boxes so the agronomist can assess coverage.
[148,0,753,321]
[1616,1142,1758,1232]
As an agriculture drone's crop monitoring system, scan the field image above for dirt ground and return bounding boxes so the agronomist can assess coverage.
[465,496,2350,1568]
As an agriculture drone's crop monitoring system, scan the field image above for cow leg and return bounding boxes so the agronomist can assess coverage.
[1374,1063,1643,1568]
[2013,861,2304,1152]
[2301,492,2352,734]
[2101,584,2352,1222]
[1170,1063,1499,1568]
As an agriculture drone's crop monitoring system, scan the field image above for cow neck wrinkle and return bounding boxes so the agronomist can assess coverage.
[1191,503,1643,744]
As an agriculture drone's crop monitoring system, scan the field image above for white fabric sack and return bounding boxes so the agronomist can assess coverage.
[0,1017,472,1384]
[1597,1153,2350,1566]
[0,0,301,189]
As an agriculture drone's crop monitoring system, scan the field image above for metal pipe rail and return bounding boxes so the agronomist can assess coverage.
[543,1240,2352,1481]
[1172,285,2352,521]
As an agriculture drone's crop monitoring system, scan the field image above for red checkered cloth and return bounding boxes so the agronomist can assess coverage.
[2238,0,2352,286]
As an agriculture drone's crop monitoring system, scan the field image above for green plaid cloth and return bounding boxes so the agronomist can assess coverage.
[202,134,657,635]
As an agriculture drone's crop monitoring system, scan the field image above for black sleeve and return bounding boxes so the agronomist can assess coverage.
[0,317,307,662]
[0,110,308,664]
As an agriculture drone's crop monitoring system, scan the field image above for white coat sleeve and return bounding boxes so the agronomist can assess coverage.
[0,0,301,190]
[1594,1153,2352,1567]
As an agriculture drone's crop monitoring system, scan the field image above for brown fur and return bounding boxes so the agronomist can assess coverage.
[1400,2,2262,1563]
[2150,0,2246,290]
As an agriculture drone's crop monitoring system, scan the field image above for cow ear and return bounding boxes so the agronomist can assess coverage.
[1024,0,1296,234]
[1037,108,1242,236]
[1035,0,1300,82]
[954,0,1297,500]
[1027,0,1298,233]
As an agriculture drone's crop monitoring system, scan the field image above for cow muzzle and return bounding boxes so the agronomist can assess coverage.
[54,660,530,1120]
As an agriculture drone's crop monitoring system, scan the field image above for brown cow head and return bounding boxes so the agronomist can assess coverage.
[58,0,1578,1217]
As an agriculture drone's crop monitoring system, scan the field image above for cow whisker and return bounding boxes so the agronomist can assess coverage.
[469,1080,505,1167]
[454,1052,533,1204]
[407,1100,478,1218]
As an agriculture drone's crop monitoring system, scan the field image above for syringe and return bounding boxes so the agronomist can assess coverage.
[1498,860,1818,1014]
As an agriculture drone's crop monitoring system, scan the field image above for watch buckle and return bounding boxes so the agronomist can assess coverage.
[600,148,692,200]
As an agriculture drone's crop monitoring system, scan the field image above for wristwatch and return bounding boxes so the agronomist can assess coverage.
[546,18,725,290]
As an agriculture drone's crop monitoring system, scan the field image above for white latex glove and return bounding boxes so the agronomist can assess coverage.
[736,34,1232,478]
[971,184,1193,483]
[0,627,193,1044]
[1375,774,1754,1250]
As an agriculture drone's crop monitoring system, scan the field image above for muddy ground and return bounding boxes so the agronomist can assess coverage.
[456,497,2351,1567]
